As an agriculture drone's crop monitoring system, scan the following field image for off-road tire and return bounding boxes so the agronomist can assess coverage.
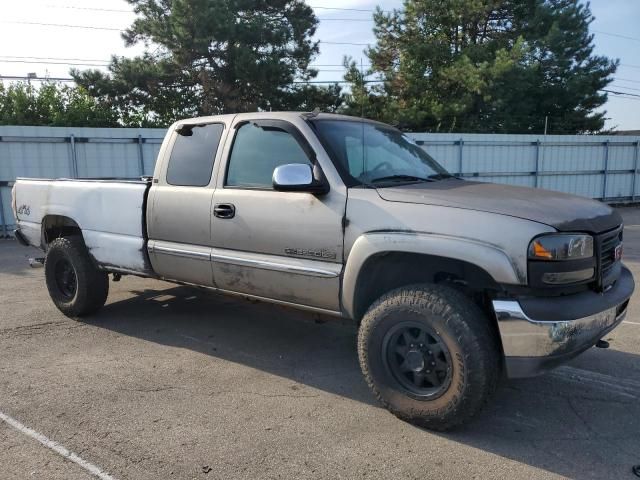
[358,284,500,431]
[44,236,109,317]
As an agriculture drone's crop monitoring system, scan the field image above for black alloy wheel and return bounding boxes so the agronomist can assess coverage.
[382,321,452,398]
[54,258,77,299]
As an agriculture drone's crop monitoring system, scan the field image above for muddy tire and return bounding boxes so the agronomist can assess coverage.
[357,284,500,431]
[44,236,109,317]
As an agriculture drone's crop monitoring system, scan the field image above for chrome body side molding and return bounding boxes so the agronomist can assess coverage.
[210,248,341,278]
[147,240,341,278]
[148,241,211,261]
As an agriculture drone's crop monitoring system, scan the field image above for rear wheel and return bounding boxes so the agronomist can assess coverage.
[357,284,500,431]
[45,236,109,317]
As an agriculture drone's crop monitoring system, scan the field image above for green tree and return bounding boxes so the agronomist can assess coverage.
[0,82,118,127]
[73,0,343,126]
[345,0,617,133]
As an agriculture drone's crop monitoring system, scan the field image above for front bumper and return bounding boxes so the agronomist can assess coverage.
[493,266,634,378]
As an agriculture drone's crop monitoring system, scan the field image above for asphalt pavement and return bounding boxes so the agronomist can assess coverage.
[1,208,640,479]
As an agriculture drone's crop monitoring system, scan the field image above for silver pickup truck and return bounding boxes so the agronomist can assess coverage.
[12,112,634,430]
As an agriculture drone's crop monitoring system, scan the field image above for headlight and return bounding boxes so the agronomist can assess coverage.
[528,234,595,286]
[529,234,593,261]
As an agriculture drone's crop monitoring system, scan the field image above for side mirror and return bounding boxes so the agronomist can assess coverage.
[272,164,329,195]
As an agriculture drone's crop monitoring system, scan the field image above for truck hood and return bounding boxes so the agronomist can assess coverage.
[376,179,621,233]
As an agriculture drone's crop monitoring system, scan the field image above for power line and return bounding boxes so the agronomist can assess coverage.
[0,21,123,31]
[6,19,638,64]
[602,89,640,99]
[605,95,640,102]
[0,75,75,82]
[311,63,370,67]
[0,74,367,85]
[593,30,640,43]
[310,5,379,13]
[35,3,379,14]
[616,77,640,84]
[3,56,633,78]
[610,84,640,92]
[0,55,110,63]
[3,54,634,79]
[320,40,371,46]
[4,75,639,102]
[0,54,371,71]
[3,57,637,87]
[0,59,109,67]
[43,4,131,13]
[6,11,639,51]
[0,60,357,75]
[315,18,373,22]
[0,56,367,68]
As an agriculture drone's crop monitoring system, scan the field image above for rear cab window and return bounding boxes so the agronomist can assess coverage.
[166,123,224,187]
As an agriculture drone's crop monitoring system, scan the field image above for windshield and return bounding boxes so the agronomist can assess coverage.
[311,119,450,186]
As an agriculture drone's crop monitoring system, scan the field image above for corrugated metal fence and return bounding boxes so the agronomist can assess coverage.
[0,126,165,237]
[412,132,640,201]
[1,126,639,236]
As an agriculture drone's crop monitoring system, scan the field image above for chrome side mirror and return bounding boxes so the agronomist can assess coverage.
[272,164,329,194]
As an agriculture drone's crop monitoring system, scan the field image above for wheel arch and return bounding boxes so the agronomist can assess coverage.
[342,232,519,321]
[41,214,84,247]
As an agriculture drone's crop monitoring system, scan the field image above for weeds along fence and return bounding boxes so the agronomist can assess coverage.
[1,125,639,237]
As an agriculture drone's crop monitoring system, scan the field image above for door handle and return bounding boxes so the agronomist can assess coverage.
[213,203,236,219]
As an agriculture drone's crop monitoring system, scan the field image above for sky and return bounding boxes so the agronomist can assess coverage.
[0,0,638,130]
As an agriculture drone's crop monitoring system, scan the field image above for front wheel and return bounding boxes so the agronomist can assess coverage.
[44,236,109,317]
[357,284,500,431]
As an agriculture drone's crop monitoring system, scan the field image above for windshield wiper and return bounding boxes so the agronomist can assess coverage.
[426,173,455,180]
[369,174,435,184]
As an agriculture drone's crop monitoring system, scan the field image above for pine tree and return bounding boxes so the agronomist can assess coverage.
[346,0,617,133]
[73,0,343,126]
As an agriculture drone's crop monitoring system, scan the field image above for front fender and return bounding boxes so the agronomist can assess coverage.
[341,232,521,319]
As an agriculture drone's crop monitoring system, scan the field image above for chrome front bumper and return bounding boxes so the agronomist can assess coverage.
[493,296,630,378]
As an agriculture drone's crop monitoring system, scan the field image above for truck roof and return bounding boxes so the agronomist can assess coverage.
[172,111,391,128]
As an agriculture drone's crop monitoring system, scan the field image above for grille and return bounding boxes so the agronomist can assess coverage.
[597,226,623,287]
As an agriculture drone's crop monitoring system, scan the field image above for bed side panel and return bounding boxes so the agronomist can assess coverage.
[14,179,152,275]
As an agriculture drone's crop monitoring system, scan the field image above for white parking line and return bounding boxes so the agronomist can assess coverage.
[0,410,118,480]
[623,321,640,325]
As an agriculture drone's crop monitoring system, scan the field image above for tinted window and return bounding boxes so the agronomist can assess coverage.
[166,123,224,187]
[226,122,311,188]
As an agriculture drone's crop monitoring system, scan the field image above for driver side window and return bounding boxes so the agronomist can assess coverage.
[226,122,311,188]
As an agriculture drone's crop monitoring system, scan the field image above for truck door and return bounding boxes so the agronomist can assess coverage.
[210,117,346,313]
[146,121,227,286]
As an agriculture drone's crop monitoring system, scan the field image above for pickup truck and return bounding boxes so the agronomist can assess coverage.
[12,112,634,430]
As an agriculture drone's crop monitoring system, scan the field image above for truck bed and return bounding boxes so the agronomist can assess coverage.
[14,178,153,275]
